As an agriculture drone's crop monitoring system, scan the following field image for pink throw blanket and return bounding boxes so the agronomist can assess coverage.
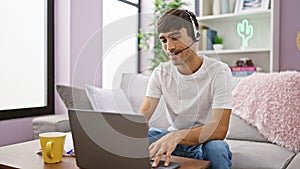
[232,71,300,153]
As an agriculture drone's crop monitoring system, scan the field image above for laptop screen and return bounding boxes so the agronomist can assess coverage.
[68,109,180,169]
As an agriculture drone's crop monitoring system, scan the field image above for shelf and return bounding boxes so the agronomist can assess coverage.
[197,0,279,72]
[197,10,271,23]
[197,48,270,55]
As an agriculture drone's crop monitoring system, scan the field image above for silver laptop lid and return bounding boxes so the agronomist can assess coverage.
[68,109,150,169]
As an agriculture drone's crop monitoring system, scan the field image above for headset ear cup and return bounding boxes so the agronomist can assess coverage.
[195,30,201,42]
[184,10,200,42]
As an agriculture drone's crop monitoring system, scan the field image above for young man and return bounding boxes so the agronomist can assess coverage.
[140,9,233,169]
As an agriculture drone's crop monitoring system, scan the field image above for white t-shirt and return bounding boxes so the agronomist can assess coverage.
[146,55,232,131]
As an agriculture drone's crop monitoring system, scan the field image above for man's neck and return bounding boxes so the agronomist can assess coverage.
[177,55,203,75]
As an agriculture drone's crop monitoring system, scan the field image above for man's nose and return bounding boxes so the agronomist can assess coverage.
[166,41,176,52]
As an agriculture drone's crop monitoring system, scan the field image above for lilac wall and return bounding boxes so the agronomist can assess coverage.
[0,117,34,146]
[70,0,102,88]
[55,0,71,115]
[279,0,300,71]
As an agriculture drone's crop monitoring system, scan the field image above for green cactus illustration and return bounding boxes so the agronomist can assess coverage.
[237,19,254,48]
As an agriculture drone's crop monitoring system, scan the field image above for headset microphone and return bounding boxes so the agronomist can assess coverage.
[174,42,194,55]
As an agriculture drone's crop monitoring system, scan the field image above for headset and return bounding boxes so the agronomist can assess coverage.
[174,10,201,55]
[184,10,201,42]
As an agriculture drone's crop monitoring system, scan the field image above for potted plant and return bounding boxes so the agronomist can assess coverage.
[138,0,187,71]
[213,36,223,50]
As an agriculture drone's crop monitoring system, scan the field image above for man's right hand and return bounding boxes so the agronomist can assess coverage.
[149,131,183,167]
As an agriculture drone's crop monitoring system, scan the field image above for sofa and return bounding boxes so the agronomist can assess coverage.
[32,72,300,169]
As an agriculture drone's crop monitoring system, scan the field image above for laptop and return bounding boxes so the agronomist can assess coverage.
[68,109,180,169]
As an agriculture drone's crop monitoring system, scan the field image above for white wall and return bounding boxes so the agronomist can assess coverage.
[102,1,138,89]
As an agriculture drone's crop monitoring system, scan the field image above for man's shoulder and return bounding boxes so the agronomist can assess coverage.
[203,56,230,71]
[204,55,225,65]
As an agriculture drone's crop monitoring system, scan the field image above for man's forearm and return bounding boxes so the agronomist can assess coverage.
[174,122,228,145]
[176,109,231,145]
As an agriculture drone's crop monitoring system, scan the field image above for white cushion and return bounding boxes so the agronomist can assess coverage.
[120,73,170,129]
[227,114,267,142]
[120,73,149,113]
[85,85,134,114]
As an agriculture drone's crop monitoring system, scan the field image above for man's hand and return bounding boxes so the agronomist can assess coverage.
[149,131,184,167]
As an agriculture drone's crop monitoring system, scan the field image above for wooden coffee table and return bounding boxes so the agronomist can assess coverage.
[0,140,210,169]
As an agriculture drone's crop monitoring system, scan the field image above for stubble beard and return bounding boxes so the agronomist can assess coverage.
[171,52,192,67]
[171,57,184,66]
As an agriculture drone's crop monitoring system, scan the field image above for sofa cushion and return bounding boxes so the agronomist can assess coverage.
[227,114,267,142]
[56,85,93,110]
[32,114,69,139]
[232,71,300,152]
[33,85,90,139]
[286,153,300,169]
[120,73,149,113]
[227,76,267,142]
[227,139,295,169]
[85,84,134,114]
[120,73,170,129]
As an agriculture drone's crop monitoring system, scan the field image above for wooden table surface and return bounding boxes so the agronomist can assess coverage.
[0,140,210,169]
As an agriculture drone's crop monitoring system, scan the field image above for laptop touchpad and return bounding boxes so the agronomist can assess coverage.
[150,160,180,169]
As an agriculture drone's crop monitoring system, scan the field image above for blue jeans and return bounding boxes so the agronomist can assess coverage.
[148,127,232,169]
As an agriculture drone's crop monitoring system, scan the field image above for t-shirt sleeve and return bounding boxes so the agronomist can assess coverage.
[212,65,233,109]
[145,67,162,98]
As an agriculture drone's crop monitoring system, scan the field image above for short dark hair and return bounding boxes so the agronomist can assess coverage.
[157,9,199,41]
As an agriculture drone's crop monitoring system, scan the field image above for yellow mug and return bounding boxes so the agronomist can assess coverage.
[39,132,66,163]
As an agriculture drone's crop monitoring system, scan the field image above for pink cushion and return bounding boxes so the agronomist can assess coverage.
[232,71,300,153]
